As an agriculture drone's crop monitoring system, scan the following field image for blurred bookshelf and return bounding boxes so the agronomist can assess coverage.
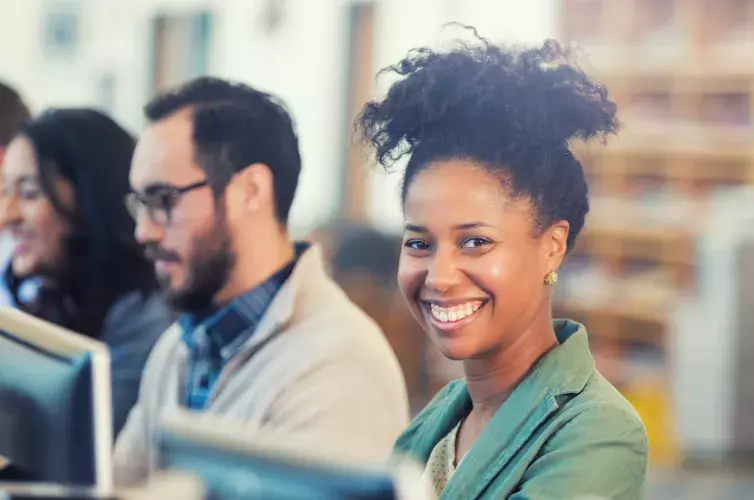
[559,0,754,468]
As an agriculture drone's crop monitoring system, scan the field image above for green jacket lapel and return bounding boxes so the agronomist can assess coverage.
[441,321,595,499]
[440,373,559,499]
[402,380,473,462]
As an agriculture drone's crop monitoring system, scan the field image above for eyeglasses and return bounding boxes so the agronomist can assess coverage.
[125,180,209,226]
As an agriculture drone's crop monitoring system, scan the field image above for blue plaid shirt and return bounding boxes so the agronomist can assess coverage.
[179,251,299,410]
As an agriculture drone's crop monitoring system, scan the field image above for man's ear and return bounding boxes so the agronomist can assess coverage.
[231,162,274,214]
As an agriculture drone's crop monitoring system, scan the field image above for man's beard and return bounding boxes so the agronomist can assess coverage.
[156,212,236,314]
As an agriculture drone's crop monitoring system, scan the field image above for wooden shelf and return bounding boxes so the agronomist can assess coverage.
[560,0,754,463]
[573,142,754,161]
[575,142,754,196]
[558,0,754,348]
[592,64,754,86]
[553,300,667,349]
[577,226,696,265]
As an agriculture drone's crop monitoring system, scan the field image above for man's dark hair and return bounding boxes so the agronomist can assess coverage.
[356,26,619,253]
[0,81,31,147]
[145,77,301,224]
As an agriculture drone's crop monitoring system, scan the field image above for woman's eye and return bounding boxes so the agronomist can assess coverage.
[18,187,42,199]
[461,237,491,249]
[403,239,430,251]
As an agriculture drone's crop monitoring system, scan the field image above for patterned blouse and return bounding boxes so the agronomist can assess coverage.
[423,421,463,497]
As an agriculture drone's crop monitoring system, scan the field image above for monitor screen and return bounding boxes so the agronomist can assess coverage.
[156,412,429,500]
[0,307,112,492]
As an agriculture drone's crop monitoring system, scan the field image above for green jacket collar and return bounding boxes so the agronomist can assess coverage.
[404,320,595,499]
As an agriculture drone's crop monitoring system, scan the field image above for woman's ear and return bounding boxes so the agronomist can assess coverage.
[545,220,569,270]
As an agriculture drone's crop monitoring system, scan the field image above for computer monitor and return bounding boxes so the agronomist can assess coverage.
[0,306,113,493]
[156,411,433,500]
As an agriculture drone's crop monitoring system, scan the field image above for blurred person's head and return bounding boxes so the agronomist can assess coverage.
[356,27,618,362]
[327,222,428,399]
[326,222,404,326]
[0,81,30,165]
[128,77,301,313]
[330,222,400,297]
[0,108,156,337]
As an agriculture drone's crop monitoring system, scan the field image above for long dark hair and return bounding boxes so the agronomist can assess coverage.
[16,108,156,338]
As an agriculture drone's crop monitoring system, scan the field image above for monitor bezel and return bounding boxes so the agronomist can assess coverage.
[0,306,113,494]
[156,410,432,499]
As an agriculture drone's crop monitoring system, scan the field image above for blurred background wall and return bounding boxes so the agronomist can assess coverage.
[0,0,555,234]
[3,0,754,496]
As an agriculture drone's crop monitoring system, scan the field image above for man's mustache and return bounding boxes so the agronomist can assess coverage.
[144,244,180,263]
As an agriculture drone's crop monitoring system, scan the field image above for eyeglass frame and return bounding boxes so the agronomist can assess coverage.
[125,179,209,226]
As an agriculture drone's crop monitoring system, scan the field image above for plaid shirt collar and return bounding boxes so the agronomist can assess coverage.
[179,243,305,360]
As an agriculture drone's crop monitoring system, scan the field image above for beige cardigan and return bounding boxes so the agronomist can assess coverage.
[113,244,409,486]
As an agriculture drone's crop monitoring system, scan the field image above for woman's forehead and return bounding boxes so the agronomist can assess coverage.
[404,162,528,223]
[3,136,38,176]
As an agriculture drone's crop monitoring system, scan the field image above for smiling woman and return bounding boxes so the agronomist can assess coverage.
[356,26,648,500]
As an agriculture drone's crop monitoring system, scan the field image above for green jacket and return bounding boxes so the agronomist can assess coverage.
[396,320,648,499]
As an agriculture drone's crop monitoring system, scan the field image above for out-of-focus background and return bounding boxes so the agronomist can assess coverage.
[3,0,754,496]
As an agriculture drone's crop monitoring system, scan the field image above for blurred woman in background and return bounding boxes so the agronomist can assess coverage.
[0,80,31,307]
[0,108,173,436]
[357,27,648,499]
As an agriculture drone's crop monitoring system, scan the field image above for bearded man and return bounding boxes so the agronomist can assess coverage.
[115,77,409,486]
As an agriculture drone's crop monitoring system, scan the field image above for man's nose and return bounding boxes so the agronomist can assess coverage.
[134,213,165,246]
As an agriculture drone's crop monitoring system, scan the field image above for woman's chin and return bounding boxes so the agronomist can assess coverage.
[11,258,36,279]
[432,336,478,361]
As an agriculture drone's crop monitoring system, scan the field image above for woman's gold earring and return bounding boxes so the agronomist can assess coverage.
[544,271,558,286]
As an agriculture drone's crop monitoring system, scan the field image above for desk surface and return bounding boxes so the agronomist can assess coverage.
[0,482,113,499]
[0,474,204,500]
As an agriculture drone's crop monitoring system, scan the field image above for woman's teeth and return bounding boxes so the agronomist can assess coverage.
[429,301,484,323]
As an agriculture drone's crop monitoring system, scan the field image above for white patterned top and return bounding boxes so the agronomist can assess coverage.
[422,421,463,497]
